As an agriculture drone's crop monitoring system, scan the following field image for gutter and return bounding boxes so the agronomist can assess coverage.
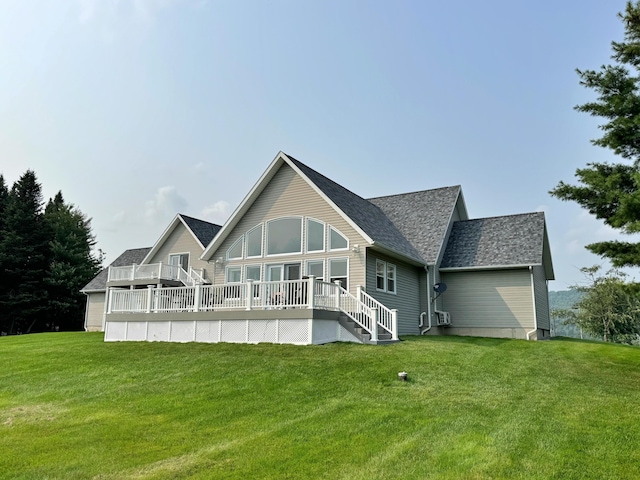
[526,266,538,340]
[420,266,432,335]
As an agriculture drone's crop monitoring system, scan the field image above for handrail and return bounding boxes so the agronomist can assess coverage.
[359,289,395,335]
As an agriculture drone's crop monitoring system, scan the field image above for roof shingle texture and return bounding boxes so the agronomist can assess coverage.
[368,186,461,265]
[286,155,425,263]
[81,247,152,292]
[179,214,222,246]
[440,212,546,268]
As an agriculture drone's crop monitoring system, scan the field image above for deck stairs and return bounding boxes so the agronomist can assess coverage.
[337,312,397,345]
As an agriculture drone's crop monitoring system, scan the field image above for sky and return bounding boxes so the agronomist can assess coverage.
[0,0,637,290]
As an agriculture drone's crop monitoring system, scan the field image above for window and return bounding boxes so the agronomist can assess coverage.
[329,258,348,290]
[246,225,263,258]
[267,217,302,255]
[376,260,386,290]
[227,236,244,260]
[245,265,261,282]
[306,218,325,252]
[375,259,396,294]
[226,266,241,283]
[387,264,396,293]
[169,253,189,271]
[329,226,348,250]
[245,265,261,297]
[306,260,324,281]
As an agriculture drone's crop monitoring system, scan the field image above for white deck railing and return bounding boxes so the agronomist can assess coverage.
[107,263,205,286]
[106,277,398,340]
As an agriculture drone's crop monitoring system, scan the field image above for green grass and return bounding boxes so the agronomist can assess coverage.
[1,333,640,479]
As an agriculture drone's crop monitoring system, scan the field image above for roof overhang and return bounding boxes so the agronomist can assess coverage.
[439,263,543,273]
[369,243,426,267]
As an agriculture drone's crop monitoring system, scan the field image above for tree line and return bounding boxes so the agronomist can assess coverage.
[0,171,102,335]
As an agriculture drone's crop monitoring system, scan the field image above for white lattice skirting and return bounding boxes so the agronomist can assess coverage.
[104,319,360,345]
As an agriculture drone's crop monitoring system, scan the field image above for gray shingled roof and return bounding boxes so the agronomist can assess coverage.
[368,186,461,265]
[80,247,152,292]
[287,155,425,263]
[179,214,222,247]
[440,212,546,269]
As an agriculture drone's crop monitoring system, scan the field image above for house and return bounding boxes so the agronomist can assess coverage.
[82,152,554,344]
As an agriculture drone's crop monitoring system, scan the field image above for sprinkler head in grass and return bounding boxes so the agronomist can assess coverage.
[398,371,408,381]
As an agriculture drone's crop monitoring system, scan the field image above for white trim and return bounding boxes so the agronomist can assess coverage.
[265,216,303,257]
[305,217,325,253]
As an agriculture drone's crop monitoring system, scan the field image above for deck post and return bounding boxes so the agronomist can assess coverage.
[146,285,153,313]
[371,308,379,342]
[307,276,316,309]
[107,288,113,314]
[356,285,363,301]
[194,284,201,312]
[246,280,253,311]
[391,309,399,341]
[334,280,342,310]
[131,263,136,281]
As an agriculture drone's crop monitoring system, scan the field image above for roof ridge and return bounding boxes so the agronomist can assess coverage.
[456,211,544,223]
[367,185,461,201]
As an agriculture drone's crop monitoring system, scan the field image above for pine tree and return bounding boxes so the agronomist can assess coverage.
[43,192,103,331]
[0,171,51,334]
[550,1,640,267]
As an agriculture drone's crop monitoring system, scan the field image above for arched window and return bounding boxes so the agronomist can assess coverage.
[227,236,244,260]
[306,218,325,252]
[329,226,348,251]
[246,225,263,258]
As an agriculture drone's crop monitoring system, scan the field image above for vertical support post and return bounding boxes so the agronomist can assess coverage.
[357,285,364,301]
[107,288,113,314]
[391,309,399,341]
[146,285,153,313]
[131,263,136,280]
[194,284,201,312]
[334,280,342,310]
[246,280,253,311]
[371,307,379,342]
[307,276,316,309]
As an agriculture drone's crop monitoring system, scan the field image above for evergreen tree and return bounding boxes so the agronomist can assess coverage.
[550,1,640,267]
[0,175,9,334]
[0,171,51,334]
[43,192,103,331]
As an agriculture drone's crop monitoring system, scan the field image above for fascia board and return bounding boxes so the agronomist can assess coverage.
[439,264,540,273]
[200,152,285,261]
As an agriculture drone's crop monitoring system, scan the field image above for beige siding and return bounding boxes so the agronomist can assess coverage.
[365,252,421,335]
[209,163,367,293]
[85,292,105,332]
[147,223,210,280]
[440,269,535,331]
[533,265,550,331]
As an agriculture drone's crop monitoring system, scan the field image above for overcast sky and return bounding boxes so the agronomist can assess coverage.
[1,0,636,289]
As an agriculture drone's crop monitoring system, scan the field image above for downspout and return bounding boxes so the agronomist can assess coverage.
[526,266,538,341]
[421,266,432,335]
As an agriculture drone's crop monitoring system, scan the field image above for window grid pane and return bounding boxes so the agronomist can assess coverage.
[247,226,263,257]
[267,218,302,255]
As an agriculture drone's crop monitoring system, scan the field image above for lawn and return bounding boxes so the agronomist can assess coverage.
[1,333,639,479]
